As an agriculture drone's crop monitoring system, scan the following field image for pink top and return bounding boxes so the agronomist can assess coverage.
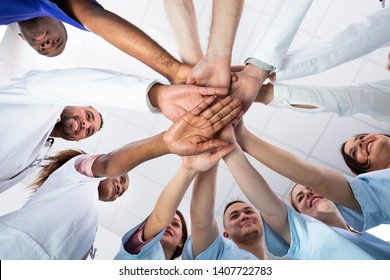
[126,220,154,254]
[74,154,102,177]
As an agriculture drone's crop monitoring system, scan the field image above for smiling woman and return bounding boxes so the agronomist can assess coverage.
[220,124,390,260]
[0,149,130,260]
[341,133,390,175]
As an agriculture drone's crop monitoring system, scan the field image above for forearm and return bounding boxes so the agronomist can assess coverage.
[223,146,285,217]
[238,128,358,210]
[190,165,220,257]
[191,165,218,230]
[92,133,170,177]
[163,0,203,65]
[75,4,182,83]
[207,0,243,59]
[239,130,327,188]
[145,165,197,238]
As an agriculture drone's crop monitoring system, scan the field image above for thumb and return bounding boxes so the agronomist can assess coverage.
[211,144,235,160]
[195,139,231,154]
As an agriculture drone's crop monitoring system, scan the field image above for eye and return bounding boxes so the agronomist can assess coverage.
[246,210,254,214]
[230,214,238,220]
[297,195,303,203]
[172,222,180,228]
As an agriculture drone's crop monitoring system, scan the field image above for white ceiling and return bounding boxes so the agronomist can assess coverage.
[0,0,389,259]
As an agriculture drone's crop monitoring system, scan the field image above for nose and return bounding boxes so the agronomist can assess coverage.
[40,40,52,48]
[305,189,314,198]
[241,213,249,221]
[81,119,92,131]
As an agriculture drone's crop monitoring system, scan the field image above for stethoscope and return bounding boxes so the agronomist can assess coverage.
[8,137,54,180]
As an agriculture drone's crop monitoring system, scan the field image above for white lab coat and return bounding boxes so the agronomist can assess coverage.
[271,79,390,123]
[0,68,159,193]
[0,155,102,259]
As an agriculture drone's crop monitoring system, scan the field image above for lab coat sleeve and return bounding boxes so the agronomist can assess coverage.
[269,79,390,123]
[275,7,390,81]
[24,68,162,113]
[246,0,313,70]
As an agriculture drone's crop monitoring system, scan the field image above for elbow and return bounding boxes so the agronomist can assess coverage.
[93,154,118,178]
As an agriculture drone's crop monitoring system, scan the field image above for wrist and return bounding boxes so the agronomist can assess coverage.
[183,166,199,177]
[236,129,250,151]
[148,83,164,108]
[158,131,172,155]
[223,143,241,160]
[243,61,271,81]
[254,83,274,104]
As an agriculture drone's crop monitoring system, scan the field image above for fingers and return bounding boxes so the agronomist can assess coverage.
[268,72,276,82]
[190,95,218,115]
[192,85,228,97]
[199,96,239,120]
[231,72,238,83]
[212,106,243,132]
[231,65,245,72]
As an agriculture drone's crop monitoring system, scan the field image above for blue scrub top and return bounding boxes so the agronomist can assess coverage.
[0,0,100,30]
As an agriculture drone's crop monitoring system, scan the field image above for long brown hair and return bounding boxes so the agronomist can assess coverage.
[29,149,85,192]
[170,210,188,260]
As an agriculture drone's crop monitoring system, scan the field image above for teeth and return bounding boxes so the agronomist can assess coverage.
[74,119,78,132]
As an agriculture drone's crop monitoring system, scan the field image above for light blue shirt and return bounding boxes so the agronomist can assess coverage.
[182,235,257,260]
[114,221,166,260]
[263,205,390,260]
[337,168,390,232]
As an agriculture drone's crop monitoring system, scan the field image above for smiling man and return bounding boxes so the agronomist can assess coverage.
[50,106,103,141]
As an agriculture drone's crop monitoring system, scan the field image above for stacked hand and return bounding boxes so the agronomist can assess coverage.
[164,95,243,156]
[186,56,232,90]
[154,84,228,121]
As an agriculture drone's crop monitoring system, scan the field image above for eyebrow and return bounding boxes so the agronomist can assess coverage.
[229,207,254,216]
[295,190,303,200]
[347,135,364,158]
[119,176,127,196]
[55,38,64,50]
[88,110,96,136]
[172,217,181,225]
